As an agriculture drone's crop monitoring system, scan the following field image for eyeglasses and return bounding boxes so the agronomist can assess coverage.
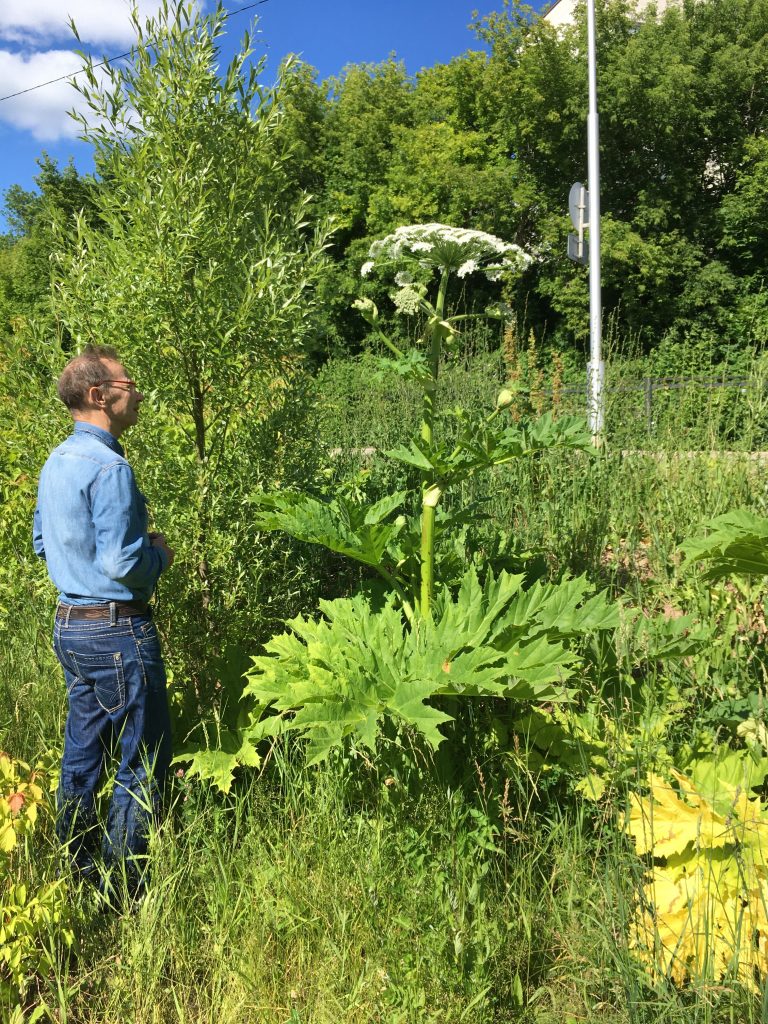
[98,379,139,393]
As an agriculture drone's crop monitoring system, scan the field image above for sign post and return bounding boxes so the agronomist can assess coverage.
[566,0,604,443]
[586,0,603,442]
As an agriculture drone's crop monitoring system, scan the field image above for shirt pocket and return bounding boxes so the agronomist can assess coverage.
[68,649,126,714]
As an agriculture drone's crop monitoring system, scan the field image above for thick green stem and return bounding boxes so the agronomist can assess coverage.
[419,270,450,619]
[374,328,407,360]
[420,271,449,449]
[420,485,442,615]
[376,565,415,624]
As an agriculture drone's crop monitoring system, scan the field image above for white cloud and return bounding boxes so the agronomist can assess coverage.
[0,0,166,48]
[0,49,87,139]
[0,2,210,141]
[0,1,209,141]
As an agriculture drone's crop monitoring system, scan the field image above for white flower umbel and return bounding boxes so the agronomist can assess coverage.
[392,285,423,316]
[360,223,531,280]
[360,260,375,277]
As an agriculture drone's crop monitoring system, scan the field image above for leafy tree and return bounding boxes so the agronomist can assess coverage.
[0,156,96,338]
[322,59,413,238]
[306,59,415,353]
[50,0,331,701]
[268,58,329,199]
[474,0,768,354]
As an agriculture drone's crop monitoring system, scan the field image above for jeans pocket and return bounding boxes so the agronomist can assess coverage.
[138,620,158,642]
[68,650,126,713]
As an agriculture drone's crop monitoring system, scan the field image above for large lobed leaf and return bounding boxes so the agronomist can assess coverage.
[386,411,592,482]
[681,509,768,579]
[241,567,615,765]
[249,489,408,569]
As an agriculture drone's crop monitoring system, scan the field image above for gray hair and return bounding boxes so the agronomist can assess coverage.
[56,344,121,411]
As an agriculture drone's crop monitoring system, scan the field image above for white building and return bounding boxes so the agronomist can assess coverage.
[543,0,677,29]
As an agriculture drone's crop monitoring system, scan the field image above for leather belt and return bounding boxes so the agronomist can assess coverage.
[56,601,151,621]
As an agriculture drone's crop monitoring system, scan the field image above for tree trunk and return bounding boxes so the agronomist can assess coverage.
[191,374,212,613]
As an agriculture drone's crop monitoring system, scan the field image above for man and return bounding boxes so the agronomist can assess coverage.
[33,344,174,900]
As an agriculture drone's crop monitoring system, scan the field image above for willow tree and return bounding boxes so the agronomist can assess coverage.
[51,1,330,689]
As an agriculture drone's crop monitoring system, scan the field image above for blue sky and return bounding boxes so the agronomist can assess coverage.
[0,0,547,230]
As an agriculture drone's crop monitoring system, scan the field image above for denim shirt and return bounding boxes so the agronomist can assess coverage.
[33,422,168,605]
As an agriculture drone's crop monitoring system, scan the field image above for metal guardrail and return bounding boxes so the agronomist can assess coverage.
[328,374,758,456]
[523,374,752,433]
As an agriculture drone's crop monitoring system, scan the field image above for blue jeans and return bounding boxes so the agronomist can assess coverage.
[53,607,172,893]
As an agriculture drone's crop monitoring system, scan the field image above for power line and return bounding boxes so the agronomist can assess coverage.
[0,1,270,104]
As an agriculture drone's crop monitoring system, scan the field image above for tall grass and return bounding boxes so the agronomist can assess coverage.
[1,623,644,1023]
[314,338,768,455]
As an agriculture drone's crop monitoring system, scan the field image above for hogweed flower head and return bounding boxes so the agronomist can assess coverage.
[362,223,531,280]
[393,285,424,316]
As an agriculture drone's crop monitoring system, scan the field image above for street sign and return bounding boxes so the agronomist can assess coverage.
[567,181,590,265]
[567,232,589,265]
[569,181,590,231]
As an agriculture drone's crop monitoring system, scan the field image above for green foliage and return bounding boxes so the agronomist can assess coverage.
[387,409,590,481]
[473,0,768,353]
[6,0,768,360]
[6,1,768,1014]
[681,509,768,579]
[251,489,409,576]
[0,330,68,624]
[178,568,618,786]
[45,0,334,702]
[498,607,714,797]
[0,755,76,1010]
[249,410,591,614]
[0,155,96,337]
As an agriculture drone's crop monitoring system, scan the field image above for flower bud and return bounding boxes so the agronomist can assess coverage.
[352,297,379,325]
[496,389,514,409]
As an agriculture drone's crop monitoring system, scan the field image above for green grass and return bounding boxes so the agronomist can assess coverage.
[0,649,637,1024]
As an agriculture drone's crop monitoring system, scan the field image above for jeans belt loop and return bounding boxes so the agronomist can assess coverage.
[64,604,72,627]
[109,601,117,627]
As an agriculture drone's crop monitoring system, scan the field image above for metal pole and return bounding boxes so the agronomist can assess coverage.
[586,0,604,442]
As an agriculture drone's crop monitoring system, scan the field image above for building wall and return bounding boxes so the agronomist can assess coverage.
[543,0,678,28]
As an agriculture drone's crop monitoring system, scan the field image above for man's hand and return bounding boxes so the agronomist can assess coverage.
[150,532,175,569]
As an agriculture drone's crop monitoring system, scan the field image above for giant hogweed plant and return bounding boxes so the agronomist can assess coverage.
[180,225,618,790]
[253,223,590,621]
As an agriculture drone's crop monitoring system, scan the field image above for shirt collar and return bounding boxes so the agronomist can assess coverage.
[73,420,125,457]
